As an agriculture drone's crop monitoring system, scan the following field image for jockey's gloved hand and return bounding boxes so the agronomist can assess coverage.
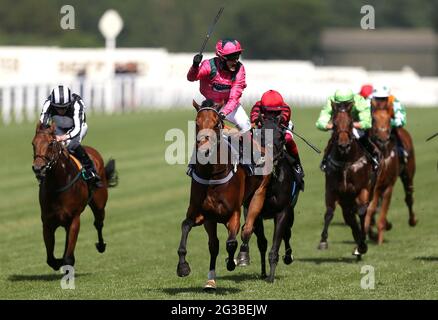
[218,112,227,121]
[193,54,203,67]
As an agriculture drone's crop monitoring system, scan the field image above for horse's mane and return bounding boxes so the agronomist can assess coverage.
[201,99,215,109]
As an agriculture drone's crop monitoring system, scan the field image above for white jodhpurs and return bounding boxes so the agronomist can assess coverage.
[224,104,251,133]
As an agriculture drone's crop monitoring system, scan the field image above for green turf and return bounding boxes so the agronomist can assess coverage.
[0,107,437,300]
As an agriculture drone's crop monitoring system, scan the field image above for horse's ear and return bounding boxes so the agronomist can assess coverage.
[213,99,225,112]
[331,101,337,112]
[36,121,42,131]
[192,100,201,111]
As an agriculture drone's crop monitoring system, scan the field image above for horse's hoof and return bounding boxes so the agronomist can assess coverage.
[283,254,294,265]
[203,279,217,292]
[352,248,361,258]
[260,273,267,279]
[177,262,191,277]
[225,258,236,271]
[358,243,368,254]
[47,259,63,271]
[318,242,328,250]
[95,242,106,253]
[409,218,418,227]
[236,252,250,267]
[385,221,393,231]
[368,230,378,242]
[265,276,275,283]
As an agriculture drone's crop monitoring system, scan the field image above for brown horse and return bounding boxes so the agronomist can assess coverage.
[364,103,399,244]
[395,126,418,227]
[176,100,271,290]
[317,101,374,258]
[32,122,118,271]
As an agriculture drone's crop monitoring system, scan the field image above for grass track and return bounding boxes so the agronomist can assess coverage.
[0,107,437,299]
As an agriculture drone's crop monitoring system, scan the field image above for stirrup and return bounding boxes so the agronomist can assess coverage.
[320,160,327,172]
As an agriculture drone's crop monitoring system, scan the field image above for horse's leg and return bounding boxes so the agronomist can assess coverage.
[226,211,241,272]
[356,189,370,255]
[398,129,417,226]
[282,208,294,265]
[63,215,80,267]
[89,200,106,253]
[203,220,219,291]
[365,187,380,242]
[43,222,63,271]
[376,186,394,245]
[254,216,268,278]
[400,167,417,227]
[177,216,196,277]
[318,191,336,250]
[236,206,251,267]
[241,184,268,251]
[266,210,288,283]
[340,202,366,258]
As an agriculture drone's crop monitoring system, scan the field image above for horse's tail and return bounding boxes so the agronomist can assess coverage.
[104,158,118,188]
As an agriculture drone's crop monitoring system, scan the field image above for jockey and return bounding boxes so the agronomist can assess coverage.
[316,88,380,171]
[187,38,255,175]
[359,84,374,100]
[250,90,304,190]
[371,85,408,162]
[39,85,102,187]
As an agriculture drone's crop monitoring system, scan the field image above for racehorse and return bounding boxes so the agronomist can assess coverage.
[395,127,418,227]
[236,114,301,282]
[317,101,374,259]
[176,100,271,290]
[32,122,118,271]
[364,103,399,244]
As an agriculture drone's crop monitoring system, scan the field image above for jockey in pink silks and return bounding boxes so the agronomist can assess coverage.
[187,39,257,176]
[187,38,251,132]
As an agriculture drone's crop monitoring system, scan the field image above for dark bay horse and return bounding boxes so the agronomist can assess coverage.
[236,115,301,282]
[317,102,374,258]
[176,100,271,290]
[365,103,399,244]
[32,122,118,270]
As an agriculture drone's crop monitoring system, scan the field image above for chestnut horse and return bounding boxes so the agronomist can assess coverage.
[176,100,271,290]
[236,114,301,282]
[364,103,399,244]
[32,122,118,271]
[317,101,374,258]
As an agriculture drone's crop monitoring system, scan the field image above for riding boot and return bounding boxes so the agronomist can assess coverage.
[290,153,305,191]
[73,145,103,187]
[394,128,408,164]
[358,135,380,171]
[320,137,334,172]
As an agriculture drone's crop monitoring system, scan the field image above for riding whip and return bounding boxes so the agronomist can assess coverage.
[426,132,438,142]
[199,7,224,55]
[281,124,321,154]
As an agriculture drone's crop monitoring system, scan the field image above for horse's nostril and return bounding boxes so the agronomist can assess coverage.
[32,165,41,173]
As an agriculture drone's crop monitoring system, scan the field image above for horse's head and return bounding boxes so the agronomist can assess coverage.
[32,122,63,181]
[193,99,224,159]
[332,100,354,155]
[371,99,393,148]
[257,114,285,163]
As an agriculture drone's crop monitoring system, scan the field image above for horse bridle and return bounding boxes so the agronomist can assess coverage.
[34,138,63,173]
[196,107,224,149]
[332,107,354,144]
